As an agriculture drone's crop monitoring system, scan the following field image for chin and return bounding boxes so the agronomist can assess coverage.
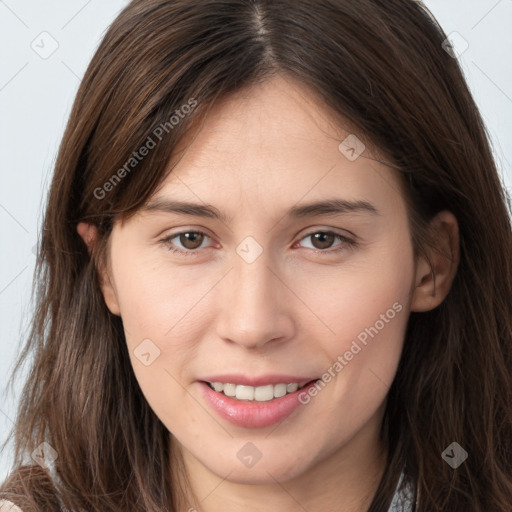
[206,453,313,484]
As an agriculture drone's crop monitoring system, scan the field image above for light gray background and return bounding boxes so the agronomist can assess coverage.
[0,0,511,482]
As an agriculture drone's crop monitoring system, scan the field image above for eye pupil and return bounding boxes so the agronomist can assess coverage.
[312,232,335,249]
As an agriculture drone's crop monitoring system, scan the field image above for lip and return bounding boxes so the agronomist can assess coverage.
[200,374,318,387]
[198,379,319,428]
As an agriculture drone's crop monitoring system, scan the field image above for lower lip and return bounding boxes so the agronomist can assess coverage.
[198,380,318,428]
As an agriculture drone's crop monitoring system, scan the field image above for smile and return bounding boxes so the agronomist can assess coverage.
[206,381,311,401]
[199,378,320,428]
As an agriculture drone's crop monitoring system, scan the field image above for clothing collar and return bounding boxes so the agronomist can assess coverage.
[387,471,416,512]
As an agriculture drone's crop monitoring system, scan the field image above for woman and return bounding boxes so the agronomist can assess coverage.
[1,0,511,510]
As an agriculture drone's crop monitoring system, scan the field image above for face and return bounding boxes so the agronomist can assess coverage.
[94,74,421,486]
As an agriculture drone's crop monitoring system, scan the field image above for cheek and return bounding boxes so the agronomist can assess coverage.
[309,284,409,405]
[306,240,414,424]
[116,273,202,432]
[299,233,414,347]
[111,244,209,342]
[109,250,208,413]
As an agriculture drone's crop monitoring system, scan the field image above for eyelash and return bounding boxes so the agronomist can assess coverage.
[160,230,356,257]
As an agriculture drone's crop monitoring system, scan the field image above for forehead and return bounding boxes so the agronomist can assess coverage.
[170,74,356,166]
[141,74,406,224]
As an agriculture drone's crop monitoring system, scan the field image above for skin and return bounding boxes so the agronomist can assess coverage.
[78,74,459,512]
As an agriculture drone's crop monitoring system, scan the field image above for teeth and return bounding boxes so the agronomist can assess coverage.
[236,385,255,401]
[211,382,224,393]
[208,381,312,401]
[254,384,274,401]
[274,383,287,397]
[223,383,236,397]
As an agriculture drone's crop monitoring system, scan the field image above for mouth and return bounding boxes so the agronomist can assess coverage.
[199,378,320,428]
[202,380,316,402]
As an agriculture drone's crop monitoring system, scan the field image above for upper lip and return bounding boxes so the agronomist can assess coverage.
[200,374,319,387]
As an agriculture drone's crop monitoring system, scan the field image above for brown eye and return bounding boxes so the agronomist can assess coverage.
[161,230,211,256]
[297,230,355,254]
[310,232,336,250]
[178,232,205,250]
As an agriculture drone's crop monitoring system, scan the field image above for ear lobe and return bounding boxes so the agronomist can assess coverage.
[410,211,460,312]
[76,222,121,316]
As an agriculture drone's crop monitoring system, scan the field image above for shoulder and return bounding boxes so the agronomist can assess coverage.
[0,465,62,512]
[0,499,25,512]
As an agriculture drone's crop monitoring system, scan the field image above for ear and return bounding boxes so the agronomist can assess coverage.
[76,222,121,316]
[411,210,460,312]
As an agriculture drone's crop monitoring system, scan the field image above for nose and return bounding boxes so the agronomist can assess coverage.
[215,247,296,350]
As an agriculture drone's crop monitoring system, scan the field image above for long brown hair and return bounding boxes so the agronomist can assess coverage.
[2,0,511,510]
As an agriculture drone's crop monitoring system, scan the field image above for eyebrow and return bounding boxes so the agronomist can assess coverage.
[141,197,380,223]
